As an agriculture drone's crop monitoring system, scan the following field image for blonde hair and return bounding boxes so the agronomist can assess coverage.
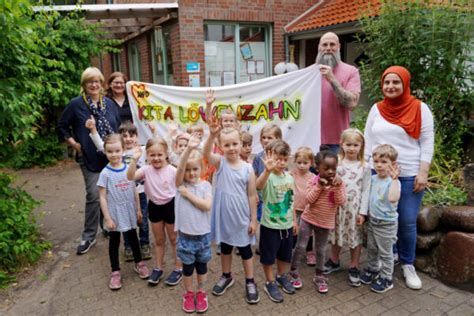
[146,137,168,153]
[174,132,191,145]
[294,146,314,162]
[103,133,123,150]
[339,128,365,164]
[80,67,105,94]
[186,125,205,134]
[186,149,204,170]
[372,144,398,162]
[217,127,241,144]
[260,124,282,141]
[220,108,237,120]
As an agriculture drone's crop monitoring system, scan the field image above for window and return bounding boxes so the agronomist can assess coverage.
[111,52,121,72]
[128,42,141,81]
[151,26,174,85]
[204,22,271,86]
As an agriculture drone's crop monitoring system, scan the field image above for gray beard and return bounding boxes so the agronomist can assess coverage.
[316,51,341,68]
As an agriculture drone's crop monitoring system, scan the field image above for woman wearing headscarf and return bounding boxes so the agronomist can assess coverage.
[364,66,434,290]
[58,67,121,255]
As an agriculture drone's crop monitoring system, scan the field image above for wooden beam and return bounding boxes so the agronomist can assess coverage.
[102,26,142,33]
[121,13,176,42]
[86,8,172,20]
[86,18,154,28]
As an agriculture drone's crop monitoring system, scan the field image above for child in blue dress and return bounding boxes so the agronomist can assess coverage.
[203,115,260,304]
[97,134,150,290]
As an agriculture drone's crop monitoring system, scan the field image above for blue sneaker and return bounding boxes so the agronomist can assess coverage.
[264,281,283,303]
[360,269,379,285]
[165,269,183,286]
[371,277,394,293]
[148,268,163,285]
[276,274,295,294]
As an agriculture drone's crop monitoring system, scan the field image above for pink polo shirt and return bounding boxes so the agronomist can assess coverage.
[321,62,361,145]
[139,164,176,205]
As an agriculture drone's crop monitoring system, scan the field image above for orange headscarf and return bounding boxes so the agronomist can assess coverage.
[377,66,422,140]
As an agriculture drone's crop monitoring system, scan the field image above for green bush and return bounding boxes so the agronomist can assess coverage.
[350,106,369,133]
[357,0,473,206]
[0,173,50,288]
[0,0,119,166]
[9,132,66,169]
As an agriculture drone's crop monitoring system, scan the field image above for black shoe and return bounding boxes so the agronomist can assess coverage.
[76,239,96,255]
[322,258,341,275]
[246,282,260,304]
[212,276,234,296]
[348,267,361,287]
[101,229,110,239]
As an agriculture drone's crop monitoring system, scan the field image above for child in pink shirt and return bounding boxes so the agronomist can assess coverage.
[290,147,315,266]
[289,149,345,294]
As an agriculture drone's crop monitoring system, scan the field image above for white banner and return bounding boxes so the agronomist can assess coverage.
[126,64,321,154]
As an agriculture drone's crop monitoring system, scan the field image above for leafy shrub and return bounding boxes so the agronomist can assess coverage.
[10,132,66,169]
[350,106,369,133]
[0,173,50,288]
[0,0,119,166]
[357,0,473,206]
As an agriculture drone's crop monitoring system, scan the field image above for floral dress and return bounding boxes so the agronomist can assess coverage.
[330,160,371,248]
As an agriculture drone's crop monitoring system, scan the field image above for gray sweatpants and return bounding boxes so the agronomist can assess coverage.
[291,219,329,273]
[79,158,101,241]
[366,218,398,280]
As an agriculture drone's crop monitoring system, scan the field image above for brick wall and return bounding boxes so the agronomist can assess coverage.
[103,0,313,86]
[174,0,314,86]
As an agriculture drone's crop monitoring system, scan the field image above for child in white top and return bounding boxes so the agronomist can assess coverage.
[97,134,150,290]
[324,128,371,287]
[204,115,260,304]
[175,134,212,313]
[85,118,151,261]
[127,137,183,286]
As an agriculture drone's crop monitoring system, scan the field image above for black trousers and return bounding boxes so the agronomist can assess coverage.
[109,229,142,271]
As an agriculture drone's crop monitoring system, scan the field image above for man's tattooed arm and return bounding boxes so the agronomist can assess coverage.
[329,79,359,110]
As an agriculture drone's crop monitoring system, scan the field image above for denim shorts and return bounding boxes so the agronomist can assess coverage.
[177,232,212,265]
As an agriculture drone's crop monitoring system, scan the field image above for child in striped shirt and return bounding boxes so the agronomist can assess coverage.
[289,149,345,293]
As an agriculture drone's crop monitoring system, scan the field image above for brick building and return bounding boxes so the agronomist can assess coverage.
[48,1,380,89]
[88,0,316,86]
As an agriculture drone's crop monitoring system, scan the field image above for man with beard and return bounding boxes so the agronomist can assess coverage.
[317,32,361,152]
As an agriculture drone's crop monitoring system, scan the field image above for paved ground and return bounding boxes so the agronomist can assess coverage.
[1,160,473,315]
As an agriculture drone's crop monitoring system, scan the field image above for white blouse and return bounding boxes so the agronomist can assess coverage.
[364,102,434,177]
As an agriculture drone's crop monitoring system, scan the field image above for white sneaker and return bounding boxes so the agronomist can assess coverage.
[401,264,422,290]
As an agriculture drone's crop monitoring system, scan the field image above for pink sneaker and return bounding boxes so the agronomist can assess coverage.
[288,270,303,289]
[313,275,329,293]
[195,290,208,313]
[134,261,150,279]
[306,251,316,266]
[182,291,195,313]
[109,271,122,290]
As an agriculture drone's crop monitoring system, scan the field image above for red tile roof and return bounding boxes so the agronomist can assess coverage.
[285,0,381,34]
